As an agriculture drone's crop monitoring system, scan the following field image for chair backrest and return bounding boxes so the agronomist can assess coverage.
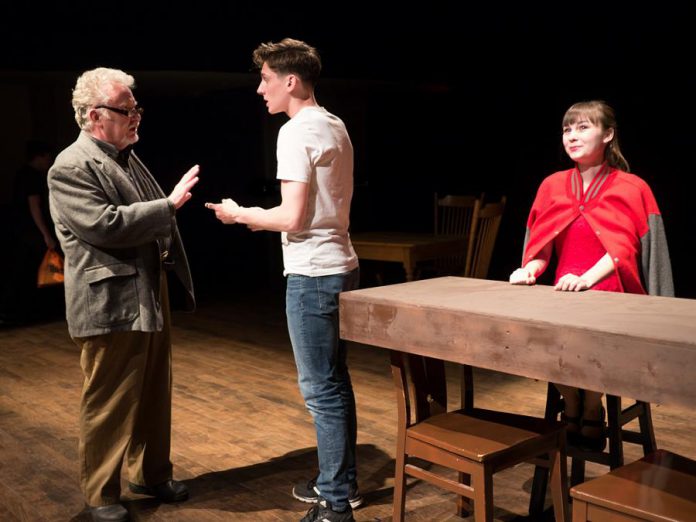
[391,352,480,429]
[434,193,481,237]
[433,193,482,275]
[464,196,506,279]
[391,352,449,428]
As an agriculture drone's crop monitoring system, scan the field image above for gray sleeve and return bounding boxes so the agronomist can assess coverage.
[521,227,531,265]
[48,164,174,249]
[641,214,674,297]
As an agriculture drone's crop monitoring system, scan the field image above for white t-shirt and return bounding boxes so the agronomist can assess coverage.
[276,106,358,277]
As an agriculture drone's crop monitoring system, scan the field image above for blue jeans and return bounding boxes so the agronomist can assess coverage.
[286,268,359,510]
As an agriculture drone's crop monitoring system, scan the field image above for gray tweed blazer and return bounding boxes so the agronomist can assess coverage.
[48,131,194,338]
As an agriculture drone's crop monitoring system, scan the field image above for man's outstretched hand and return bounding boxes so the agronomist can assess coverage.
[168,165,200,209]
[205,198,240,224]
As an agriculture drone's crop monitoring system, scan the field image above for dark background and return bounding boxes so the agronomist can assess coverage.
[2,3,695,300]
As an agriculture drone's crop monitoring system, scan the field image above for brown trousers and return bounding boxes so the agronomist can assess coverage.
[73,273,173,507]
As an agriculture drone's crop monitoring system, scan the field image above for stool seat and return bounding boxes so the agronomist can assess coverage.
[571,449,696,522]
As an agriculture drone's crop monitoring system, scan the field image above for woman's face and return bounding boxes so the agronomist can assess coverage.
[562,118,614,166]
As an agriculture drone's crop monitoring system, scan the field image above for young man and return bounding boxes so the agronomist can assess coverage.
[207,38,361,522]
[48,67,199,522]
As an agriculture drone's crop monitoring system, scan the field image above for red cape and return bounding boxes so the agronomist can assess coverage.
[523,167,669,295]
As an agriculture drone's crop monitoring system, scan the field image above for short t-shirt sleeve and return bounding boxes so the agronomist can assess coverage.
[276,120,315,183]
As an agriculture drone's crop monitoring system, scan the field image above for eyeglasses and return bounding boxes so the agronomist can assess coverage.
[95,105,144,118]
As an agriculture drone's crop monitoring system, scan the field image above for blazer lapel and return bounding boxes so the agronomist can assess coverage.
[76,132,143,204]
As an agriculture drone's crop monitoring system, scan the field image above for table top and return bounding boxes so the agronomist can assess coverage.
[339,277,696,408]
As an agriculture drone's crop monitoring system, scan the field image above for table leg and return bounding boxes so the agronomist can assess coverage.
[403,253,415,281]
[404,264,414,281]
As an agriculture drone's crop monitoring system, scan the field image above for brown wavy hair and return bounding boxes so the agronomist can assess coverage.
[252,38,321,87]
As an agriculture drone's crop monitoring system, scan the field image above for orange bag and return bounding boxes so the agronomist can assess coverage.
[37,248,65,287]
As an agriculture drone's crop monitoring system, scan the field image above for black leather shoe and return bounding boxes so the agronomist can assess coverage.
[128,479,189,502]
[89,503,129,522]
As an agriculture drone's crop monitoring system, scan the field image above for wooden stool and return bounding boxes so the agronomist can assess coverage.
[571,449,696,521]
[529,384,657,515]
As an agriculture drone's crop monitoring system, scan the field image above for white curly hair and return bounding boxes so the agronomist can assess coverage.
[71,67,135,131]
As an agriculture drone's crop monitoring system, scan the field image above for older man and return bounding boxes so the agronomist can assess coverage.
[48,68,199,522]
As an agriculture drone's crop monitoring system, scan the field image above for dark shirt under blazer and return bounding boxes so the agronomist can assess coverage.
[48,131,194,338]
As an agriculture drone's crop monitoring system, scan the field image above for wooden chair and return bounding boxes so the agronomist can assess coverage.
[431,193,482,276]
[464,196,507,279]
[368,192,482,284]
[571,449,696,521]
[529,383,657,516]
[390,352,569,521]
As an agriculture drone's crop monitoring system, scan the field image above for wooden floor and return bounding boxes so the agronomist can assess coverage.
[1,290,695,521]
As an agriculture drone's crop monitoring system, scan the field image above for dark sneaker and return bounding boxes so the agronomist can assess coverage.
[292,477,364,509]
[300,498,354,522]
[347,484,363,509]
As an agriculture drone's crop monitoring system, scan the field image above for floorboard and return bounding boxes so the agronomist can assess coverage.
[1,290,695,521]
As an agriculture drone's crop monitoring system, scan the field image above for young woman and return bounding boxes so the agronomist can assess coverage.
[510,100,674,449]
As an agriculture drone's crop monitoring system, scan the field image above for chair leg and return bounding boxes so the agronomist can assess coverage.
[471,465,493,522]
[572,498,589,522]
[606,395,624,470]
[456,471,472,517]
[528,382,563,515]
[548,446,569,522]
[637,401,657,455]
[460,364,474,412]
[570,457,586,487]
[392,449,407,522]
[529,464,550,516]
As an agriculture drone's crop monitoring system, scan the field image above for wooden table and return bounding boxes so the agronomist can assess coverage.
[350,232,467,281]
[339,277,696,409]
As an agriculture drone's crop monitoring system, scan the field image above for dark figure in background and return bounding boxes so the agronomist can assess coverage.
[0,140,60,326]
